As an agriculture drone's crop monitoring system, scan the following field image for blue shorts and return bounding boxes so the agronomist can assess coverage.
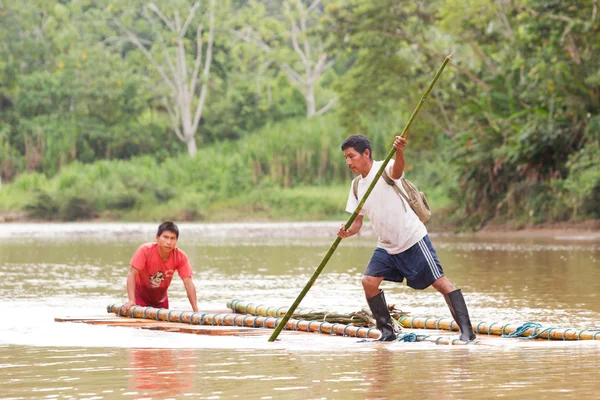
[364,235,445,290]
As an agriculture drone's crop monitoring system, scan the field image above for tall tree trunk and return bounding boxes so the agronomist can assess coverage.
[186,135,197,157]
[306,84,316,117]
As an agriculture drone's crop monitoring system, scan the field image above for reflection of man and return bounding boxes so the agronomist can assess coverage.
[128,348,192,397]
[121,221,198,313]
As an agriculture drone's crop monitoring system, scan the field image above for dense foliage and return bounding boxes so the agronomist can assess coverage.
[0,0,598,227]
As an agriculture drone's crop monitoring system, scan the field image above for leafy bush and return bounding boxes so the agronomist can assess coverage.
[62,196,96,221]
[24,191,60,220]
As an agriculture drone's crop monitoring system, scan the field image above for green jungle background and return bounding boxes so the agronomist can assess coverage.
[0,0,598,230]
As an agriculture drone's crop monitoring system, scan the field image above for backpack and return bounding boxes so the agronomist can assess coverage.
[352,169,431,223]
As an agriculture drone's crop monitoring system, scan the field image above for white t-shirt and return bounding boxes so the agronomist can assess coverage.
[345,160,427,254]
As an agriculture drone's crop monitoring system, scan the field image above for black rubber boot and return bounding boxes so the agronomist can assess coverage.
[366,290,397,341]
[444,289,476,341]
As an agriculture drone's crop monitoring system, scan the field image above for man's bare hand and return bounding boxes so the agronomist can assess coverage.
[121,300,137,315]
[337,223,351,239]
[393,136,407,152]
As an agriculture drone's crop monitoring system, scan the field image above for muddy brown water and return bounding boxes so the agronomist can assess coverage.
[0,222,599,399]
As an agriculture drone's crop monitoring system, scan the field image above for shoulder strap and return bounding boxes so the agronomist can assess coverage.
[381,169,408,211]
[352,176,360,200]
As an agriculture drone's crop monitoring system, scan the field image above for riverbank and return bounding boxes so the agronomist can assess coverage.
[1,220,598,241]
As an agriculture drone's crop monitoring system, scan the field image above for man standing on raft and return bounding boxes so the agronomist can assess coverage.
[337,134,476,342]
[121,221,199,314]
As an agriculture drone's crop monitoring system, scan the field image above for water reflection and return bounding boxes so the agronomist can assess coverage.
[127,348,194,398]
[364,348,394,400]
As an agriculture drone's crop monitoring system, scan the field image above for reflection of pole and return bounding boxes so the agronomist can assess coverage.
[268,55,452,342]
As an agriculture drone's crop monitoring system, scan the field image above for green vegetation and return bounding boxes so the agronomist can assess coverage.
[0,1,598,228]
[0,115,452,222]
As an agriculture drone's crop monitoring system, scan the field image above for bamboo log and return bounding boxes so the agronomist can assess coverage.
[399,316,600,341]
[106,304,381,339]
[227,300,318,317]
[226,300,395,326]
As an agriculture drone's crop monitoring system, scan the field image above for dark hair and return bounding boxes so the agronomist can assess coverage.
[341,135,372,159]
[157,221,179,239]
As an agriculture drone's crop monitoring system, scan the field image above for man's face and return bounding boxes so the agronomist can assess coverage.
[156,230,178,253]
[343,147,371,176]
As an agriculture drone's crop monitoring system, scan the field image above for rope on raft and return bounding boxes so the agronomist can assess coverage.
[395,333,480,345]
[501,322,552,340]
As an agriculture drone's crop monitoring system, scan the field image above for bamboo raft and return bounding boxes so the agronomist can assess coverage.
[98,304,483,345]
[105,304,382,340]
[54,301,600,346]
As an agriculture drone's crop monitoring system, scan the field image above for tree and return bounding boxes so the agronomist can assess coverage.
[112,0,217,156]
[233,0,337,117]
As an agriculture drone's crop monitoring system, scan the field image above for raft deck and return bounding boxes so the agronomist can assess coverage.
[55,313,599,348]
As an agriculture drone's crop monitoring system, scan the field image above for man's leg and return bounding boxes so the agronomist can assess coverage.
[362,275,384,299]
[432,277,476,341]
[362,275,396,341]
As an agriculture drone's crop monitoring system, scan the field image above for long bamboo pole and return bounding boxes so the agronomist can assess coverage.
[268,55,452,342]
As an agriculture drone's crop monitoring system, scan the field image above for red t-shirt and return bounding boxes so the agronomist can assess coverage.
[130,243,193,308]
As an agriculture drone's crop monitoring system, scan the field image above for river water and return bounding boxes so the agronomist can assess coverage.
[0,222,599,399]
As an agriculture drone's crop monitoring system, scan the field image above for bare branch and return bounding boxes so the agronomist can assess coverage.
[102,35,127,46]
[172,9,188,87]
[281,63,305,90]
[189,24,204,98]
[422,110,454,137]
[290,24,308,65]
[162,45,178,84]
[496,11,516,42]
[147,2,175,31]
[433,92,455,136]
[163,97,186,142]
[565,33,582,64]
[452,62,490,90]
[306,0,322,14]
[592,0,598,21]
[202,2,215,78]
[181,2,201,37]
[559,23,573,44]
[297,0,311,63]
[174,9,181,33]
[192,0,215,133]
[466,36,498,75]
[312,53,334,80]
[231,27,272,53]
[142,7,178,84]
[255,60,274,98]
[113,18,176,93]
[314,96,337,117]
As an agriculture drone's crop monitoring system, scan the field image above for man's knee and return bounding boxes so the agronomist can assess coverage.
[432,276,456,294]
[362,275,382,291]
